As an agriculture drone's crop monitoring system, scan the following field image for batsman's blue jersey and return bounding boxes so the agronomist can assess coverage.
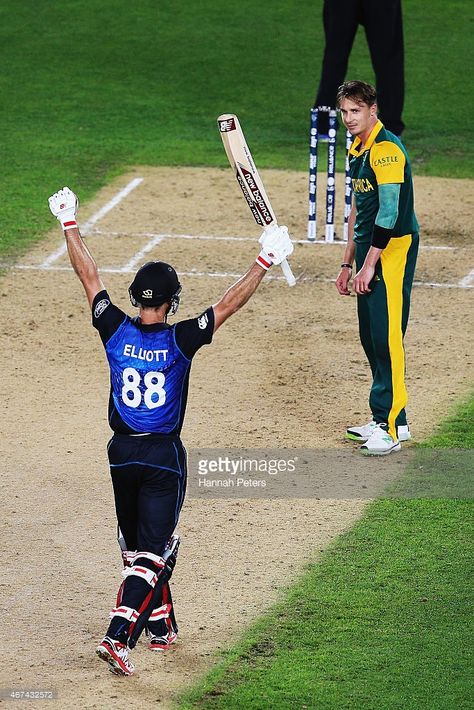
[92,291,214,435]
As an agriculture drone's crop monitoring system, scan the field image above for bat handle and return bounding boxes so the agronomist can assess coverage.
[280,258,296,287]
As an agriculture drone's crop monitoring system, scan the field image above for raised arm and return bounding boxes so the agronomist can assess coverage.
[212,225,293,331]
[48,187,104,307]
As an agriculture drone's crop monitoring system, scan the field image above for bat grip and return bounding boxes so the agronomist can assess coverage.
[280,258,296,287]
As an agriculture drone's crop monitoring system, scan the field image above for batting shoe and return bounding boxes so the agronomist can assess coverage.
[96,636,135,676]
[360,424,401,456]
[346,420,411,443]
[148,630,178,651]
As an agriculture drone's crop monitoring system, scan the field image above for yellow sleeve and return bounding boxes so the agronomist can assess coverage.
[370,141,406,184]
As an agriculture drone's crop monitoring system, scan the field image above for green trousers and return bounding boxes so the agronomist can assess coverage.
[355,233,419,440]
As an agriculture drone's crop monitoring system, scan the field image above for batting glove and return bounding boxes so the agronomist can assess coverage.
[48,187,79,230]
[256,225,294,269]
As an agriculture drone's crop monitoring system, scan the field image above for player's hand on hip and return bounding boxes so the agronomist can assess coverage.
[353,264,375,294]
[256,225,294,270]
[335,268,352,295]
[48,187,79,230]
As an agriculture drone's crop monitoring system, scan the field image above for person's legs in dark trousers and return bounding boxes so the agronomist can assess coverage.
[361,0,405,135]
[355,240,413,432]
[368,235,415,438]
[106,463,185,642]
[314,0,361,133]
[139,461,186,642]
[357,242,404,426]
[105,436,186,643]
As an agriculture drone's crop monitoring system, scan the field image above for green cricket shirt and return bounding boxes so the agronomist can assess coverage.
[349,120,419,243]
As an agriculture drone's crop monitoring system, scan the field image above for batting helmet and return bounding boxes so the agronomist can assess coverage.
[129,261,182,314]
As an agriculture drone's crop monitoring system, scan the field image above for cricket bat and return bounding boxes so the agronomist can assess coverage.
[217,114,296,287]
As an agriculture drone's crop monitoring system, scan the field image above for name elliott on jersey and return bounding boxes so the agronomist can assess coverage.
[123,344,168,362]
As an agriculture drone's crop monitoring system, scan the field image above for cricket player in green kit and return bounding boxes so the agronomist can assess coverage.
[335,80,419,455]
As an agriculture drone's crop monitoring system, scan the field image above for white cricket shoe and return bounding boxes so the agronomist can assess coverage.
[346,420,377,442]
[148,630,178,651]
[397,425,411,442]
[346,420,411,442]
[360,424,401,456]
[96,636,135,676]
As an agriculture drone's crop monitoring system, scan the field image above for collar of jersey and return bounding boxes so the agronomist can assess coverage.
[349,119,383,156]
[132,317,170,331]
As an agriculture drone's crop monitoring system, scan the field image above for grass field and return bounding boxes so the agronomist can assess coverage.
[1,0,473,259]
[177,399,474,710]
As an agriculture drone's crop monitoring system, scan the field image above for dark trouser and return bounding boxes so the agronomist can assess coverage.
[314,0,405,135]
[355,234,418,439]
[105,434,186,642]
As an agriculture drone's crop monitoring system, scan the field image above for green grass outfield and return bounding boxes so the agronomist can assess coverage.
[1,0,473,259]
[177,398,474,710]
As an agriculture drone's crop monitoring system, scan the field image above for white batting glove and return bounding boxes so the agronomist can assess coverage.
[48,187,79,230]
[256,225,294,269]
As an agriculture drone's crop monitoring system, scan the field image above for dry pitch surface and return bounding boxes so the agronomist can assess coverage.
[1,167,473,708]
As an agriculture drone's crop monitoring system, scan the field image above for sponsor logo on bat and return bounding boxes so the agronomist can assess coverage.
[239,166,273,225]
[236,170,264,225]
[218,117,236,132]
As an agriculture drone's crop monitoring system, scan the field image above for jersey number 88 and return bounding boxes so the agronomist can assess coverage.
[121,367,166,409]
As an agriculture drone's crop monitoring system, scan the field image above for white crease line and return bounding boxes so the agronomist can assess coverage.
[8,263,473,288]
[418,245,456,251]
[120,234,164,272]
[295,241,456,251]
[459,268,474,287]
[91,230,258,242]
[40,178,144,268]
[412,280,473,289]
[89,229,457,251]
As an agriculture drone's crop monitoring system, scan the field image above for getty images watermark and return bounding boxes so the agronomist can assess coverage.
[187,448,474,499]
[196,453,297,490]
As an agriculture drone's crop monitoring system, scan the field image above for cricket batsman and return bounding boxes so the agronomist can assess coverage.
[48,186,293,675]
